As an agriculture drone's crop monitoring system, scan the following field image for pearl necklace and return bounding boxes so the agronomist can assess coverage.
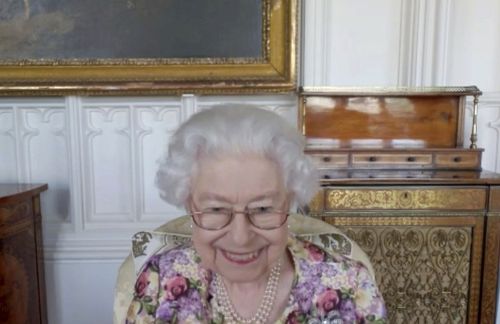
[214,260,282,324]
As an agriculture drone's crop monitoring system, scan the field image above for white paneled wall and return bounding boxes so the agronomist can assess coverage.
[303,0,403,86]
[0,95,297,324]
[447,0,500,91]
[0,0,499,323]
[0,95,297,249]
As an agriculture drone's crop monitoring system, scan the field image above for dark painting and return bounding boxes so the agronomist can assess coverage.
[0,0,262,60]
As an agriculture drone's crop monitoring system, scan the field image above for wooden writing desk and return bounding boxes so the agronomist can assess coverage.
[0,184,48,324]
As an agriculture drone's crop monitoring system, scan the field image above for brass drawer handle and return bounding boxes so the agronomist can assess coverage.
[322,156,331,162]
[368,156,377,162]
[453,156,462,162]
[407,156,416,162]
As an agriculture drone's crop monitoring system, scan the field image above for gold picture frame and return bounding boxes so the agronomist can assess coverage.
[0,0,297,96]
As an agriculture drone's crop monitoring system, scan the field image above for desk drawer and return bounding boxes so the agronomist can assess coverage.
[311,187,487,211]
[306,149,483,171]
[309,153,349,168]
[435,152,480,169]
[352,153,432,168]
[0,200,33,232]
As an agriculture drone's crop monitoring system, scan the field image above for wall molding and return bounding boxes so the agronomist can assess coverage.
[480,92,500,172]
[2,92,497,260]
[0,107,17,182]
[398,0,452,86]
[40,92,500,261]
[2,94,498,261]
[302,0,329,86]
[0,95,297,260]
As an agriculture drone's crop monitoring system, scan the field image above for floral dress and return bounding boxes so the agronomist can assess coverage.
[126,236,386,324]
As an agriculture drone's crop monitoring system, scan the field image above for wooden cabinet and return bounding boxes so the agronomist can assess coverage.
[300,86,499,323]
[307,173,500,323]
[0,184,48,324]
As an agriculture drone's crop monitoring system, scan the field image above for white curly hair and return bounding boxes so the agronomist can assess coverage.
[155,105,319,209]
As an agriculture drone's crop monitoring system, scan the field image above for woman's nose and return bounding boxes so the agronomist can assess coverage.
[228,212,254,246]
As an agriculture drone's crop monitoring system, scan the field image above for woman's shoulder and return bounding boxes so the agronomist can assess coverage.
[285,236,387,323]
[129,243,213,323]
[143,243,207,280]
[288,235,371,296]
[289,235,366,272]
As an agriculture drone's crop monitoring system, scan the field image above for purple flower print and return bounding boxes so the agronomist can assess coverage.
[156,302,175,321]
[176,288,206,321]
[293,281,317,313]
[298,258,322,280]
[340,298,357,323]
[158,247,190,277]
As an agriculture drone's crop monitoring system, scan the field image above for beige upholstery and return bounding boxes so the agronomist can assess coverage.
[113,214,375,324]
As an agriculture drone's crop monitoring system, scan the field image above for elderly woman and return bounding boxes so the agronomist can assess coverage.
[126,106,386,323]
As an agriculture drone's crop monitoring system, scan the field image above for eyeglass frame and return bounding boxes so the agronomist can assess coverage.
[189,203,290,231]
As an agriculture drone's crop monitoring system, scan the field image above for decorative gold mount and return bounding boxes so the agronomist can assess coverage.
[470,95,480,149]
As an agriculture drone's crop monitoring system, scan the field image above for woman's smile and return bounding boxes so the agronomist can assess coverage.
[126,105,386,323]
[221,248,262,265]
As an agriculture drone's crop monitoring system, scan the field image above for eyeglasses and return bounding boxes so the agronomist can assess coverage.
[190,206,289,231]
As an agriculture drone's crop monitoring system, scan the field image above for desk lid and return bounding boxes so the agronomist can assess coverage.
[299,86,482,149]
[0,183,48,203]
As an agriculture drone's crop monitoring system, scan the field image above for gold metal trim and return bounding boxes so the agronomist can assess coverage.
[323,216,480,226]
[488,187,500,212]
[325,188,486,210]
[481,217,500,323]
[470,95,480,149]
[457,96,466,147]
[316,211,485,218]
[300,96,307,136]
[0,0,297,96]
[468,216,484,324]
[299,85,482,96]
[307,191,324,214]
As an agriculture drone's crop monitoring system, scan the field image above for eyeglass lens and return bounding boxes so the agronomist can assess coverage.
[193,208,287,230]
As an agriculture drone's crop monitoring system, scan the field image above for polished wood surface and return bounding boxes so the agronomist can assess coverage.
[0,183,48,324]
[303,96,460,148]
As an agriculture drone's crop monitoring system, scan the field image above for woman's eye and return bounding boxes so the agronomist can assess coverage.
[250,206,273,214]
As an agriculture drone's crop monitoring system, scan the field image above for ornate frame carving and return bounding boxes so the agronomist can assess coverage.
[0,0,297,96]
